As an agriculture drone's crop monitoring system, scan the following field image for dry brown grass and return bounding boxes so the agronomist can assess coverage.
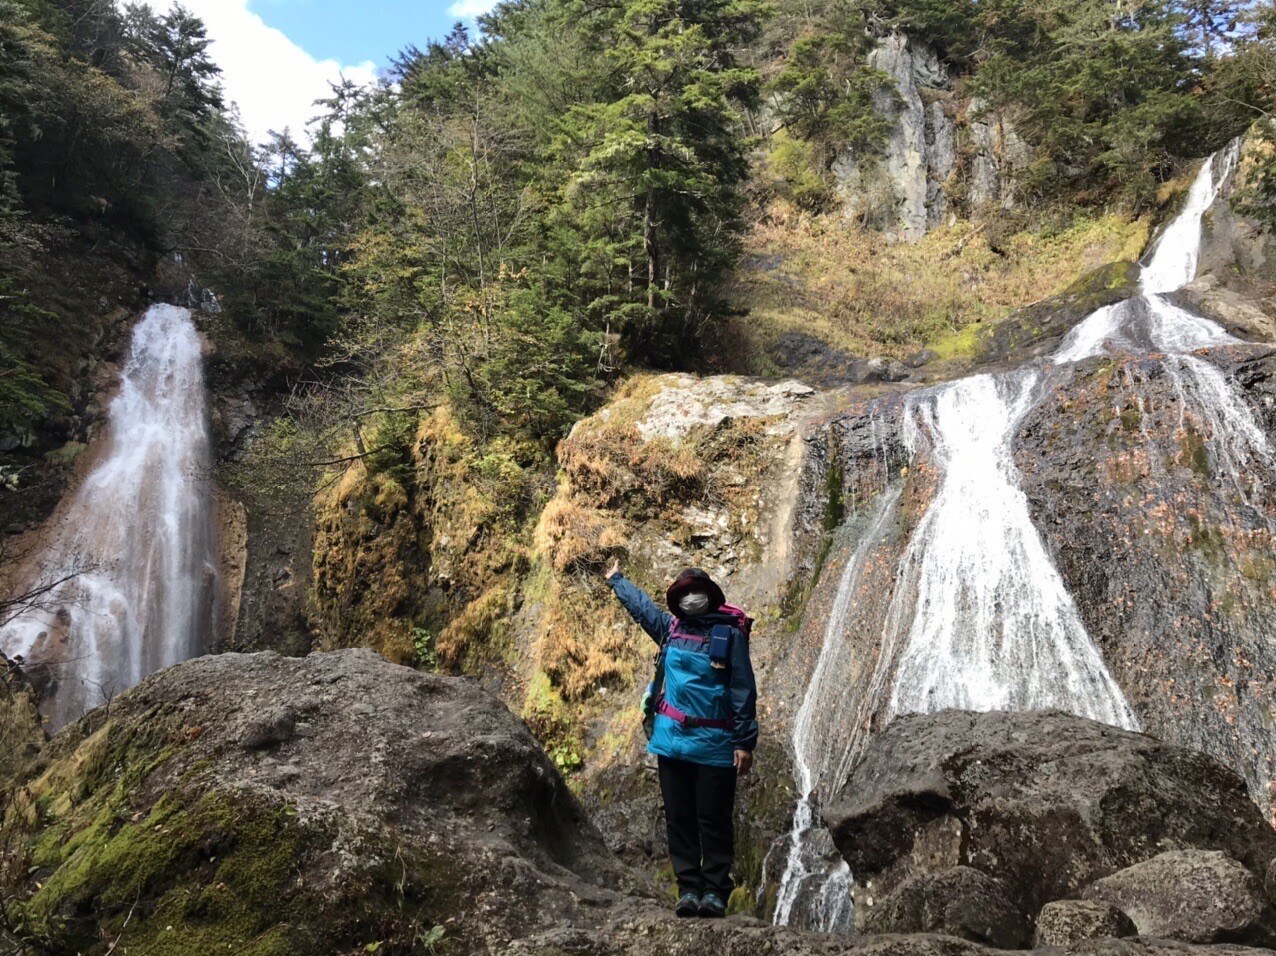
[728,201,1150,365]
[533,497,628,576]
[537,584,641,700]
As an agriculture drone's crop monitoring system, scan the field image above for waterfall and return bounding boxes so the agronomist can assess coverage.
[881,372,1137,727]
[771,486,901,932]
[0,305,217,729]
[1054,138,1270,493]
[775,141,1253,930]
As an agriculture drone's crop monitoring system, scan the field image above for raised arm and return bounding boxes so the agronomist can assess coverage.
[606,564,672,646]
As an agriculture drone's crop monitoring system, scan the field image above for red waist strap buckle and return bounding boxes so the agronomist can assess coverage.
[657,699,735,730]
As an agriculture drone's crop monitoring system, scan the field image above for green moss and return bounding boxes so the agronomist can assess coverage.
[20,790,304,947]
[44,441,86,467]
[1241,555,1275,582]
[1180,424,1211,479]
[1185,512,1226,561]
[522,670,584,775]
[927,321,984,360]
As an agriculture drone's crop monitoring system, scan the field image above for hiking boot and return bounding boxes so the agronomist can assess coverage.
[675,892,700,917]
[698,892,726,918]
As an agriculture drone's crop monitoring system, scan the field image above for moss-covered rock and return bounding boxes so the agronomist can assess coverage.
[931,259,1141,366]
[0,652,44,800]
[0,649,630,955]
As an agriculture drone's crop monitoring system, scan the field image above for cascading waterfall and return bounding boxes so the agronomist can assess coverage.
[0,304,217,729]
[776,139,1256,931]
[879,371,1137,727]
[1055,138,1271,494]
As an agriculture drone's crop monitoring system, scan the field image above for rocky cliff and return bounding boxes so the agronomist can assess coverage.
[832,32,1031,241]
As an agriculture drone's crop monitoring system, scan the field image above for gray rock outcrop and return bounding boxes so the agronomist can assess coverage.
[831,35,1039,239]
[1035,900,1138,946]
[834,32,955,241]
[968,98,1032,211]
[1082,850,1276,947]
[822,710,1276,934]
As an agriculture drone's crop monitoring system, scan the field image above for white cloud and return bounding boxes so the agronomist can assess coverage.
[162,0,378,145]
[447,0,496,19]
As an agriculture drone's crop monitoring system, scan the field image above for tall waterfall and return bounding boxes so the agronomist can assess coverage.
[0,305,217,729]
[775,142,1253,931]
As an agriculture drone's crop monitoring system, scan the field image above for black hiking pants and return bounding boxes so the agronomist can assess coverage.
[657,755,737,898]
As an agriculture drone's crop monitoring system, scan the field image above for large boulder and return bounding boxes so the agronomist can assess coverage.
[1035,900,1138,947]
[858,866,1029,947]
[1082,850,1276,947]
[823,710,1276,932]
[0,649,630,955]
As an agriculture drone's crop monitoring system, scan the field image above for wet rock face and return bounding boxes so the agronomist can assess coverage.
[1035,900,1138,947]
[1197,145,1276,302]
[822,710,1276,935]
[1082,850,1276,947]
[1016,350,1276,820]
[0,649,628,954]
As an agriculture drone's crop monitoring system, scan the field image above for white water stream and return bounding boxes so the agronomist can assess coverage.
[776,140,1264,930]
[0,304,217,729]
[771,487,901,931]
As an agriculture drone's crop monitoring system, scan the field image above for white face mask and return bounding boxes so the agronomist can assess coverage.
[678,592,711,616]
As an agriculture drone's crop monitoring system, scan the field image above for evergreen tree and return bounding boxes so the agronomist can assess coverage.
[551,0,766,358]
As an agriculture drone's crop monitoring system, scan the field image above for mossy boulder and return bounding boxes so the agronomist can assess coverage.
[0,649,629,955]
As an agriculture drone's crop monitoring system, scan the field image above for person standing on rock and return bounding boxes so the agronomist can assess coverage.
[604,559,758,919]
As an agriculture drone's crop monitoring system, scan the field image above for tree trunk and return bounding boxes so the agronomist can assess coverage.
[646,110,658,312]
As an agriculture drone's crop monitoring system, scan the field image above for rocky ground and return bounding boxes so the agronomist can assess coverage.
[4,656,1276,956]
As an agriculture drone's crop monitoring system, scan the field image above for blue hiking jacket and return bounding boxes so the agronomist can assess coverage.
[608,572,758,767]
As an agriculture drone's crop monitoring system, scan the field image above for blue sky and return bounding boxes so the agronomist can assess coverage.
[247,0,472,67]
[166,0,496,144]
